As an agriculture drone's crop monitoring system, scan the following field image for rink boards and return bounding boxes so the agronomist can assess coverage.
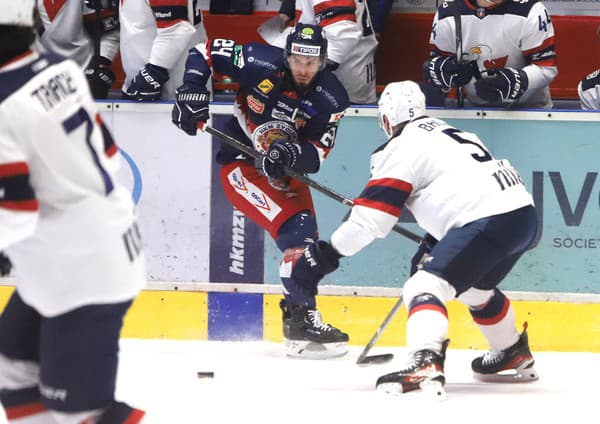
[0,285,597,352]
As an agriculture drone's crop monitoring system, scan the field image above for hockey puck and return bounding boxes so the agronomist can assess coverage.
[196,371,214,379]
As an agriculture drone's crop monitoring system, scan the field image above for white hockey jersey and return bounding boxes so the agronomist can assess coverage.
[0,51,145,317]
[331,116,533,256]
[578,68,600,110]
[430,0,558,108]
[297,0,378,104]
[119,0,208,99]
[36,0,120,67]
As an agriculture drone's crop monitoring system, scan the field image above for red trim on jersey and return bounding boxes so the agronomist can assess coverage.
[124,409,146,424]
[43,0,68,22]
[533,58,557,67]
[0,200,39,212]
[0,162,29,178]
[156,19,187,29]
[408,303,448,319]
[353,198,401,217]
[365,178,413,193]
[314,0,356,26]
[149,0,187,6]
[522,36,555,56]
[473,296,510,325]
[5,402,47,419]
[0,50,33,70]
[429,44,454,57]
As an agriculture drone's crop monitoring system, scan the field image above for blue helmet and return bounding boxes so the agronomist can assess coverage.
[285,23,328,71]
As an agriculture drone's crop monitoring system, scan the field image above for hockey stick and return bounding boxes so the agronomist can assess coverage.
[204,125,422,243]
[93,0,102,57]
[450,0,464,107]
[356,295,403,365]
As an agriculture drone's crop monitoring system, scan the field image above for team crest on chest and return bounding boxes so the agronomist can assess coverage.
[252,121,298,153]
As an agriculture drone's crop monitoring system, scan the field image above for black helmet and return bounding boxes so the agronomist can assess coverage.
[284,23,328,71]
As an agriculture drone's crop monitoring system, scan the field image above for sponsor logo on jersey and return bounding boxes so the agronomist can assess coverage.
[258,79,274,94]
[247,95,265,114]
[252,121,298,153]
[329,111,344,123]
[232,45,245,69]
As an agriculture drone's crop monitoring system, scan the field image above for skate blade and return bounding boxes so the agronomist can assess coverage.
[377,380,446,402]
[284,339,348,360]
[474,364,539,383]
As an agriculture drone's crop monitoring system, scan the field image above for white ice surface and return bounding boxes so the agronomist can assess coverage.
[104,339,598,424]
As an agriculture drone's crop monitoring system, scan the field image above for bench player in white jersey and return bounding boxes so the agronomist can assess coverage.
[268,0,378,104]
[36,0,120,99]
[578,69,600,109]
[288,81,539,398]
[425,0,558,108]
[0,2,146,422]
[120,0,208,101]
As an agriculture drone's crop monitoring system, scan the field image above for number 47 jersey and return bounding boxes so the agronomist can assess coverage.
[0,51,145,317]
[361,116,533,241]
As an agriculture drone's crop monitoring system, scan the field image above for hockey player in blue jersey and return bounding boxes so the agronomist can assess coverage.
[172,23,350,359]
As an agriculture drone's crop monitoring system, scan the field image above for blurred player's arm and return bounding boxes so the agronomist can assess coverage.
[0,130,39,250]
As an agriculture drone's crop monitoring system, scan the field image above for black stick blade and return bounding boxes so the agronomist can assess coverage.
[356,353,394,366]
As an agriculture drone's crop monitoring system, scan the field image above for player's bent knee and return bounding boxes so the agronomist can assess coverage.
[457,287,495,309]
[403,271,456,308]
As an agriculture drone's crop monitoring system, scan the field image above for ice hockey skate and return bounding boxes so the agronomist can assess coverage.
[280,299,349,360]
[472,323,539,383]
[376,342,448,401]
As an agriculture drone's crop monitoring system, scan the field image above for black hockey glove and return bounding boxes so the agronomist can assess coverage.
[427,56,478,89]
[84,0,118,10]
[262,140,300,180]
[290,241,342,292]
[124,63,169,101]
[0,252,12,277]
[475,67,529,103]
[410,233,438,276]
[84,55,115,99]
[171,83,210,136]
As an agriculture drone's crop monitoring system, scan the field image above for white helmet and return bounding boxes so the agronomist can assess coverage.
[0,0,35,26]
[378,81,426,137]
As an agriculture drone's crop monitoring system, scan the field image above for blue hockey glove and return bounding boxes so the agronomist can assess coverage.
[0,252,11,277]
[290,241,342,292]
[124,63,169,101]
[261,140,300,180]
[475,67,529,103]
[427,56,478,89]
[410,233,438,276]
[84,56,115,99]
[171,83,210,136]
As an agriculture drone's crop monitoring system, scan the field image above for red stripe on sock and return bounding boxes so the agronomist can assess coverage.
[408,303,447,319]
[125,409,146,424]
[5,402,47,420]
[473,296,510,325]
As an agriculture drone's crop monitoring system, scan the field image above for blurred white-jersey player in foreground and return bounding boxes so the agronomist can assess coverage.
[578,68,600,109]
[289,81,539,398]
[0,2,146,422]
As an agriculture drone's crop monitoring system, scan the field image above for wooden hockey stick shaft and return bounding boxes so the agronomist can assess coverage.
[356,295,403,364]
[204,125,422,243]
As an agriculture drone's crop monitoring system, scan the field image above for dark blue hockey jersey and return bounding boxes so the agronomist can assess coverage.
[182,39,350,166]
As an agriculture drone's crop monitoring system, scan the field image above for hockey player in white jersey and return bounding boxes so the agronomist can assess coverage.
[288,81,539,398]
[0,2,146,422]
[120,0,208,101]
[264,0,378,104]
[36,0,120,99]
[578,68,600,109]
[424,0,558,108]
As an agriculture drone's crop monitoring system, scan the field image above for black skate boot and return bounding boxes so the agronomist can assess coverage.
[376,340,449,401]
[280,298,349,359]
[471,322,539,383]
